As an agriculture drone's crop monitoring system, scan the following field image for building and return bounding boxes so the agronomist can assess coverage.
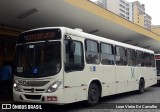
[132,1,145,26]
[144,14,152,30]
[91,0,152,30]
[107,0,133,21]
[93,0,133,21]
[94,0,107,9]
[132,1,152,30]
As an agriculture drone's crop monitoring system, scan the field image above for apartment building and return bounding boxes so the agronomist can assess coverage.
[93,0,133,21]
[91,0,152,30]
[132,1,152,30]
[107,0,133,21]
[144,14,152,30]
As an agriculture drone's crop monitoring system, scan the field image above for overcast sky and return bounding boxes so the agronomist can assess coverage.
[91,0,160,25]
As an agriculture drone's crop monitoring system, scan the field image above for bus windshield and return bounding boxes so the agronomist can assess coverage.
[15,41,61,78]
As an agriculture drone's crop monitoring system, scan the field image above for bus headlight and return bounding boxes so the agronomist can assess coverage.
[13,81,20,91]
[46,81,62,93]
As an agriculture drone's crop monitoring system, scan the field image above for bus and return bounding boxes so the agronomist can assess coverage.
[155,54,160,83]
[13,27,157,106]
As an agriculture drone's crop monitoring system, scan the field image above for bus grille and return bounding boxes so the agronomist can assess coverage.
[25,81,49,87]
[24,94,41,100]
[23,88,45,93]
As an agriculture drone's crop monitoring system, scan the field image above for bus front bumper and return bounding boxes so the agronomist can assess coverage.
[13,89,64,104]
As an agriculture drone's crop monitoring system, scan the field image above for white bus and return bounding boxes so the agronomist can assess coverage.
[13,27,157,106]
[155,54,160,83]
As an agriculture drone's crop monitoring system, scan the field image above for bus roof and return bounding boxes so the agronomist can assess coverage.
[65,27,154,54]
[21,27,154,54]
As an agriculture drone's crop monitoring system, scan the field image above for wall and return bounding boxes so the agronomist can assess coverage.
[152,28,160,35]
[133,4,139,25]
[107,0,119,15]
[0,40,16,68]
[139,14,144,27]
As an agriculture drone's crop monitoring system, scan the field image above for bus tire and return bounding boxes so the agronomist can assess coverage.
[86,83,100,106]
[138,78,145,94]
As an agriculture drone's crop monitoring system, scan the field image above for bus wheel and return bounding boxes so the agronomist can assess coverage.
[138,78,145,94]
[86,83,100,106]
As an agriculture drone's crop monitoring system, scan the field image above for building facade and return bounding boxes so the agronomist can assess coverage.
[108,0,133,21]
[94,0,133,22]
[132,1,151,30]
[144,14,152,30]
[91,0,152,30]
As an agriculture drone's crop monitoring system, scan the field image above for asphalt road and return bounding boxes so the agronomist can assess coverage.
[1,84,160,112]
[51,84,160,112]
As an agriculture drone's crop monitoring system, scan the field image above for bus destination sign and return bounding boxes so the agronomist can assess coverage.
[24,32,55,41]
[17,29,61,43]
[155,55,160,59]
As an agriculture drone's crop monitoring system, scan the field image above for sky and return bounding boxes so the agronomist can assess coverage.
[91,0,160,25]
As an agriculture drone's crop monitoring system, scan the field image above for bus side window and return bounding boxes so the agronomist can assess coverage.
[85,39,100,64]
[115,46,127,66]
[65,40,84,72]
[144,52,151,67]
[126,48,136,66]
[136,51,144,67]
[100,43,115,65]
[151,54,155,67]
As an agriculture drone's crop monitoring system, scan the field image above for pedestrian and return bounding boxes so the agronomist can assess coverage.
[1,62,12,94]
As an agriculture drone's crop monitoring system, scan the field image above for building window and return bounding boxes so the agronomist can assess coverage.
[120,9,125,13]
[120,13,125,18]
[120,4,125,9]
[126,12,129,15]
[126,8,129,11]
[120,0,125,4]
[126,3,129,6]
